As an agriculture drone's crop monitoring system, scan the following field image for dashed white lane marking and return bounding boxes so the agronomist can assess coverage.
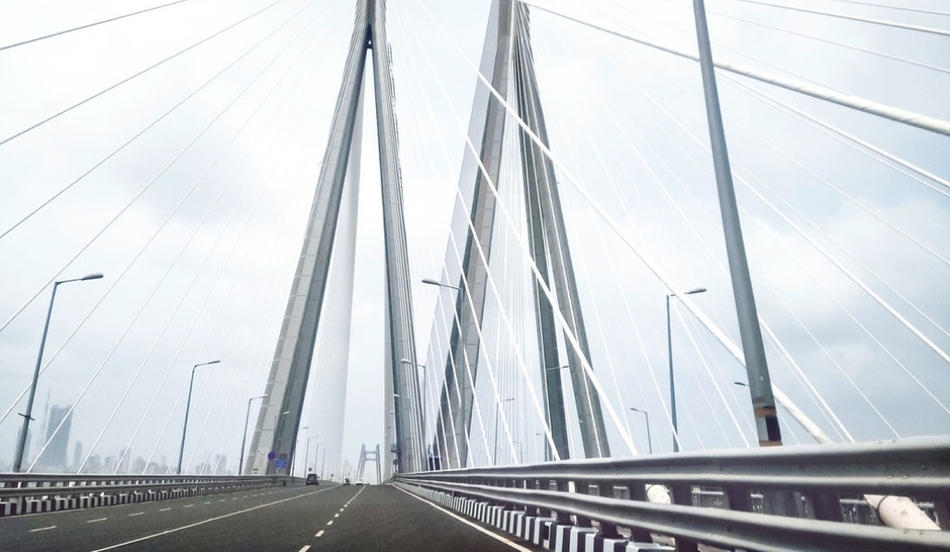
[203,501,211,505]
[128,512,144,517]
[326,520,334,526]
[31,526,56,532]
[183,504,193,508]
[299,546,311,552]
[315,530,325,537]
[88,487,334,552]
[87,518,108,524]
[334,513,339,518]
[160,508,172,512]
[394,485,533,552]
[219,499,226,502]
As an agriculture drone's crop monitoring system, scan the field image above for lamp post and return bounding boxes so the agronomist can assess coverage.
[305,436,319,474]
[400,358,426,443]
[290,426,308,476]
[14,272,103,473]
[667,287,706,452]
[239,394,266,475]
[421,278,462,293]
[178,359,221,475]
[629,407,653,455]
[539,365,569,462]
[422,277,466,470]
[493,397,515,465]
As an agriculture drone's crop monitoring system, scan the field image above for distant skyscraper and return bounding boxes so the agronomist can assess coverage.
[85,454,102,474]
[118,448,130,473]
[16,425,31,467]
[214,454,227,475]
[73,441,83,472]
[39,404,72,471]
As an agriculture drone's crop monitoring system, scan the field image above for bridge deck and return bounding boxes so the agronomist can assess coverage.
[0,482,542,551]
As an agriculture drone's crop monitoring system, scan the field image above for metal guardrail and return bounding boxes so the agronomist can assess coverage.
[0,473,289,517]
[397,437,950,552]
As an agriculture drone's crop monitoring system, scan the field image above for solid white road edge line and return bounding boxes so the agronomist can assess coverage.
[87,487,336,551]
[393,485,534,552]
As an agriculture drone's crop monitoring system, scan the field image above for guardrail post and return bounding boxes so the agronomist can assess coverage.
[597,482,620,538]
[669,484,699,552]
[725,485,751,512]
[519,478,530,515]
[626,484,654,543]
[574,480,592,527]
[807,492,843,522]
[762,490,805,518]
[555,479,571,524]
[933,497,949,530]
[524,478,536,516]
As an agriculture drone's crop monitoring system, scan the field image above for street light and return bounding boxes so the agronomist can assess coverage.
[291,426,308,476]
[400,358,426,435]
[493,397,515,464]
[239,394,266,475]
[305,436,320,474]
[320,447,327,478]
[667,287,706,453]
[421,278,462,292]
[629,407,653,455]
[178,359,221,474]
[14,272,103,473]
[265,410,290,474]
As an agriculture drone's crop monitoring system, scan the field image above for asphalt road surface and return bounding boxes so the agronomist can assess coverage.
[0,482,545,551]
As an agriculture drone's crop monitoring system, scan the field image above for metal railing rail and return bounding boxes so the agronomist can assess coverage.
[396,437,950,552]
[0,473,289,517]
[1,473,274,485]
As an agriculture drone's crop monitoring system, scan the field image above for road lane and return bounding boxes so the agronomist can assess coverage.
[0,482,341,551]
[104,484,359,551]
[309,485,543,552]
[2,483,545,551]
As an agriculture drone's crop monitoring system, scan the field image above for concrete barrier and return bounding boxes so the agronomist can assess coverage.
[395,483,673,552]
[0,476,285,518]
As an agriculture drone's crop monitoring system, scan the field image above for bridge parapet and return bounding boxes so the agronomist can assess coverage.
[397,437,950,551]
[0,473,289,517]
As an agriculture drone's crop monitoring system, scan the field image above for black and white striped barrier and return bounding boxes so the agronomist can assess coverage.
[0,475,287,518]
[398,483,672,552]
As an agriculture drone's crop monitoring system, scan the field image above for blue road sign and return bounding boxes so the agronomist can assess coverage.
[267,451,276,461]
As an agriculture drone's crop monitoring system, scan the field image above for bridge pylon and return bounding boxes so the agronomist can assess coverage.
[356,443,382,484]
[246,0,424,475]
[433,0,610,468]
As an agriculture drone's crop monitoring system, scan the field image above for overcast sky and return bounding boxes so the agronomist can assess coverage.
[0,0,948,476]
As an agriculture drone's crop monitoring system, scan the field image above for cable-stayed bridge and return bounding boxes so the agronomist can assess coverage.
[1,0,948,550]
